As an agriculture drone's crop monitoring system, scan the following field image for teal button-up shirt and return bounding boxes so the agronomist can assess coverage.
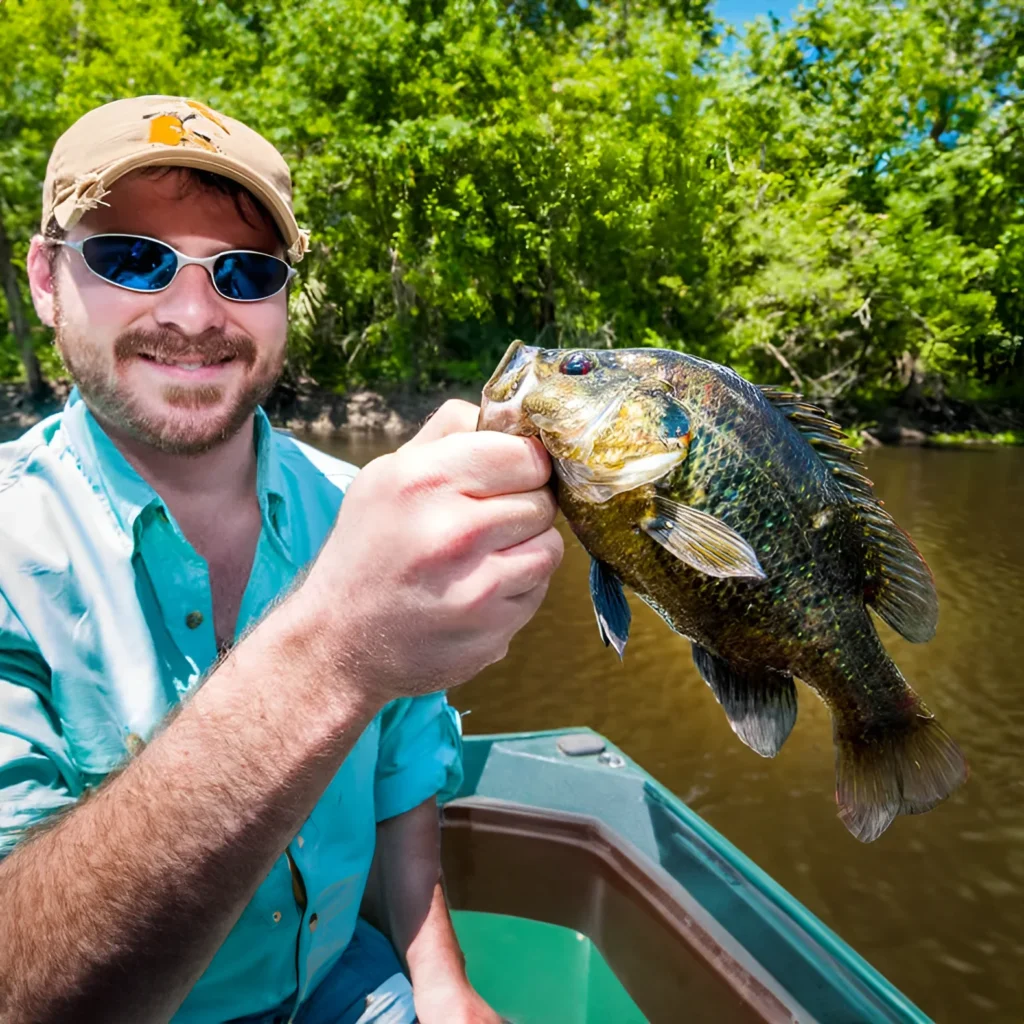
[0,390,463,1022]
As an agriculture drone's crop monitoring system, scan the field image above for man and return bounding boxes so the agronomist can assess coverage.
[0,96,563,1024]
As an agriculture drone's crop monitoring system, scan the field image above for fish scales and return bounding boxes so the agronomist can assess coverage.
[559,357,891,722]
[479,341,968,842]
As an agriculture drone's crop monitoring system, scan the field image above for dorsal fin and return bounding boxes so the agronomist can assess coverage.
[757,385,938,642]
[756,386,874,494]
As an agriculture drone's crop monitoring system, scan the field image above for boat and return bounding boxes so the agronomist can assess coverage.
[440,728,933,1024]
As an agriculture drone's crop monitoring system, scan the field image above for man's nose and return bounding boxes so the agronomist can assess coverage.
[151,263,228,336]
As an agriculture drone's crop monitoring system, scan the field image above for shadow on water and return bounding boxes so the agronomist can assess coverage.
[305,432,1024,1024]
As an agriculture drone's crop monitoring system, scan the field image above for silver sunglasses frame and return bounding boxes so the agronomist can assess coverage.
[56,233,297,303]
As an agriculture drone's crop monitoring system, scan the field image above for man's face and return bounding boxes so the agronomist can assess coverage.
[35,170,288,455]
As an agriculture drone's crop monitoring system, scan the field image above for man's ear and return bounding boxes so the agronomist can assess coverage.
[27,235,58,328]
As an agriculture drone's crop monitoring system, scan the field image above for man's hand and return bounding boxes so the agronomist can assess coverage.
[413,975,505,1024]
[0,400,556,1024]
[300,399,563,709]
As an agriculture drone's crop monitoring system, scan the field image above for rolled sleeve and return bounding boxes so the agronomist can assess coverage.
[0,594,79,857]
[373,693,463,823]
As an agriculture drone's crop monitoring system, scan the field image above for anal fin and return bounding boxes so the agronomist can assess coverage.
[690,644,797,757]
[589,558,631,659]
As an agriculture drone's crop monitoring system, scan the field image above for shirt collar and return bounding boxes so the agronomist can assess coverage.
[60,389,290,551]
[60,388,161,541]
[253,406,289,542]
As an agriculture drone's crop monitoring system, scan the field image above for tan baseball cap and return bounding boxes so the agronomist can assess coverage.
[41,95,309,262]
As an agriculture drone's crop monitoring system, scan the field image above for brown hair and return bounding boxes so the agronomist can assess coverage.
[45,166,285,248]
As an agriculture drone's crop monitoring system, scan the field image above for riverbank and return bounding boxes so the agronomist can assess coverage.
[0,378,477,441]
[1,378,1020,446]
[260,377,481,437]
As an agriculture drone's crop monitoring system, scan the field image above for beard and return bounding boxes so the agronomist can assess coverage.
[55,314,283,457]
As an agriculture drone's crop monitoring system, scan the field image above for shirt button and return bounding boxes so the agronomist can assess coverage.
[272,911,282,923]
[309,912,318,932]
[296,836,304,848]
[185,611,204,629]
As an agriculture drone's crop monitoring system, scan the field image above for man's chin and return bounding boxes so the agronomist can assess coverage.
[84,388,267,457]
[142,380,278,450]
[137,408,252,456]
[69,356,281,456]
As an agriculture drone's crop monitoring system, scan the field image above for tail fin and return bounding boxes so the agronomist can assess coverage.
[835,712,968,843]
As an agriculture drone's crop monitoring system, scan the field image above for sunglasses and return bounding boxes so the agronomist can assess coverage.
[56,233,296,302]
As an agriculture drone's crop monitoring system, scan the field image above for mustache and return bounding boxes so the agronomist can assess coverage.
[113,328,258,367]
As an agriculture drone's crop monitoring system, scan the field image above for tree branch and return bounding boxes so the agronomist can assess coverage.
[760,341,804,391]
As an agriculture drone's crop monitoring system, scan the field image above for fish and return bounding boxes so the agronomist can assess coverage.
[478,340,968,842]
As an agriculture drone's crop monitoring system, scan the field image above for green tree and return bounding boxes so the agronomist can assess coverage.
[249,0,716,387]
[706,0,1024,408]
[1,0,1021,421]
[0,0,269,393]
[0,0,73,397]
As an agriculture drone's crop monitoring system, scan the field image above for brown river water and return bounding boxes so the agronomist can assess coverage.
[308,433,1024,1024]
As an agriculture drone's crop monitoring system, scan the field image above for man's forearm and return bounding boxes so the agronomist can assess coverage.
[373,798,466,984]
[0,588,375,1024]
[373,800,503,1023]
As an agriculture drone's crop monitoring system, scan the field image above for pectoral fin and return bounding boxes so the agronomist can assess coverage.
[642,495,766,579]
[691,644,797,757]
[589,558,631,659]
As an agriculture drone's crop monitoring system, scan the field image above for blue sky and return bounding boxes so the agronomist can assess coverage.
[714,0,793,28]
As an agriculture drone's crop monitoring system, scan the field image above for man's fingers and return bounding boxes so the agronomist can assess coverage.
[401,399,553,496]
[491,526,565,598]
[402,399,481,448]
[414,431,551,498]
[466,489,558,554]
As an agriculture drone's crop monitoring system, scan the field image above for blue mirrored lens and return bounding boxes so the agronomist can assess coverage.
[213,252,289,301]
[82,236,177,291]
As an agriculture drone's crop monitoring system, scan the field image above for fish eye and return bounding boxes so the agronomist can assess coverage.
[560,352,595,376]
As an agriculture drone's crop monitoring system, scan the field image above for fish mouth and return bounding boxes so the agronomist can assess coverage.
[478,340,541,435]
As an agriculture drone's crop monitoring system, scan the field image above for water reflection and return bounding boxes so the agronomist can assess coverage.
[288,435,1024,1022]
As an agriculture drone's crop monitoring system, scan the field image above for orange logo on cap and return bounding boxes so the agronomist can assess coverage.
[144,100,231,153]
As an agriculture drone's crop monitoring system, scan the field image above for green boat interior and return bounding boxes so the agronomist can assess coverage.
[444,800,774,1023]
[439,730,934,1024]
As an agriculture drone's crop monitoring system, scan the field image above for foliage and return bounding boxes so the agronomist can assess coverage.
[1,0,1022,413]
[929,429,1024,446]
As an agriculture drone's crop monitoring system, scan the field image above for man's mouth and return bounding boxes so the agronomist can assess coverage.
[137,352,236,371]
